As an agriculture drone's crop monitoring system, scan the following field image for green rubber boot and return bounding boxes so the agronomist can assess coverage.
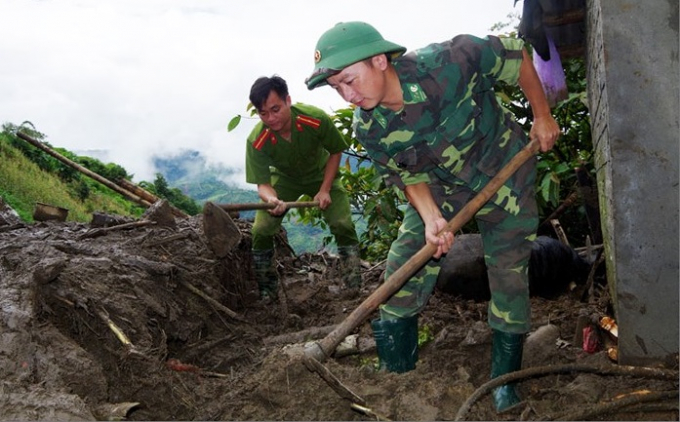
[490,329,525,412]
[371,315,419,373]
[338,244,362,288]
[252,249,278,300]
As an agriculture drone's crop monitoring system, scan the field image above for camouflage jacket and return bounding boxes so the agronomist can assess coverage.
[354,35,533,215]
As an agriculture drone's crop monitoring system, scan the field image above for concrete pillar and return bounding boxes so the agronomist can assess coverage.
[586,0,679,365]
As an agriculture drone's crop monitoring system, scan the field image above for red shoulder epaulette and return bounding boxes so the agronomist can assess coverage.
[253,128,277,150]
[295,114,322,132]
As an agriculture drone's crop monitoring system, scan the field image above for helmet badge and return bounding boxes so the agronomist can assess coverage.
[314,50,321,63]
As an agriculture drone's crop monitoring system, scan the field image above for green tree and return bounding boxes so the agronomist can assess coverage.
[496,55,593,242]
[141,173,201,216]
[153,173,171,198]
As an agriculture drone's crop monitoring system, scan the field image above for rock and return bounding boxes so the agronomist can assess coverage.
[523,324,561,368]
[0,195,22,226]
[437,234,591,301]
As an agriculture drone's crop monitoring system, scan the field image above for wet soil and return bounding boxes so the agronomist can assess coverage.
[0,209,677,421]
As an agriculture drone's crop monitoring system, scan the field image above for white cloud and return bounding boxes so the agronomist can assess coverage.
[0,0,520,189]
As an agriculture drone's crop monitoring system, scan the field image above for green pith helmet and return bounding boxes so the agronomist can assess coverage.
[305,21,406,90]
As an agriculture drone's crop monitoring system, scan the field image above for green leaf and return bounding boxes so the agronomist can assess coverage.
[539,173,553,203]
[227,115,241,132]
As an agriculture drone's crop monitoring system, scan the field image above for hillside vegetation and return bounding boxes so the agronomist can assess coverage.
[0,123,334,254]
[0,127,146,222]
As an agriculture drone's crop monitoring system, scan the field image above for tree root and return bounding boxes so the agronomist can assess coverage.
[454,363,678,421]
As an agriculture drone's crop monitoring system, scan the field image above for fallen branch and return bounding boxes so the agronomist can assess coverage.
[539,190,579,230]
[0,223,26,233]
[549,390,678,421]
[178,279,245,322]
[573,243,604,252]
[454,363,679,421]
[365,259,387,273]
[200,370,230,378]
[78,220,156,240]
[144,232,190,247]
[183,335,236,362]
[302,355,366,405]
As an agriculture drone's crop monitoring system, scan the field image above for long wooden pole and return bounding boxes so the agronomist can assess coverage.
[305,139,540,362]
[117,178,160,205]
[117,178,188,218]
[17,131,190,219]
[16,131,154,208]
[16,131,190,218]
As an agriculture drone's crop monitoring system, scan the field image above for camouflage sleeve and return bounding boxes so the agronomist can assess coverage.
[384,158,432,188]
[424,34,525,89]
[354,113,435,190]
[493,36,525,85]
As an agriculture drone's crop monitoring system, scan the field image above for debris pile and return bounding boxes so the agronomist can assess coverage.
[0,199,677,421]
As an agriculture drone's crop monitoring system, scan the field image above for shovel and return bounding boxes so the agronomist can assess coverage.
[304,139,541,362]
[202,200,320,257]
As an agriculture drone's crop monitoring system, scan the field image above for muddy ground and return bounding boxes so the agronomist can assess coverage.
[0,203,677,421]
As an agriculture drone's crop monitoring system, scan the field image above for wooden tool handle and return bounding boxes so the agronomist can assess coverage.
[218,201,320,212]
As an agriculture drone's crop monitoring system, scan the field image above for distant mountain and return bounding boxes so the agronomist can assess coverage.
[153,150,246,202]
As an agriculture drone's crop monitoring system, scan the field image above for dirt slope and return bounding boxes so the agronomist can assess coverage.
[0,206,677,421]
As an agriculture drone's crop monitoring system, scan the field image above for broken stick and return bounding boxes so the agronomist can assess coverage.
[350,403,392,421]
[79,220,156,240]
[96,308,144,356]
[302,355,366,405]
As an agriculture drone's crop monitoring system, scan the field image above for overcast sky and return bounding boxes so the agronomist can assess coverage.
[0,0,520,189]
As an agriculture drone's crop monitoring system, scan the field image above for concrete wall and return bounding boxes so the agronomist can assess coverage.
[586,0,679,365]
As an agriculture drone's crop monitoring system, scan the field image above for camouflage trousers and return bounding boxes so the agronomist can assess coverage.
[380,174,538,334]
[251,174,359,251]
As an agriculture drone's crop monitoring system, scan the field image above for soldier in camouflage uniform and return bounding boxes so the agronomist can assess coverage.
[245,75,362,300]
[306,22,560,412]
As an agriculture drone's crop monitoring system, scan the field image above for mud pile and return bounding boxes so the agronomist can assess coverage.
[0,204,677,421]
